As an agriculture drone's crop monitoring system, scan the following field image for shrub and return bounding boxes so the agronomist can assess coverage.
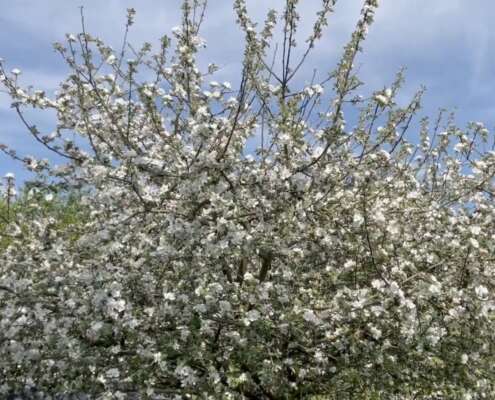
[0,1,494,398]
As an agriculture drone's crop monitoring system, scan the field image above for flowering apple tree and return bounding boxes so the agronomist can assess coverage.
[0,0,494,398]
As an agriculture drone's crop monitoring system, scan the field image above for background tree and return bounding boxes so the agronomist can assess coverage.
[0,0,494,398]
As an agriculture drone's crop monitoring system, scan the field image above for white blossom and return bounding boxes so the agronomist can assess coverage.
[0,1,493,398]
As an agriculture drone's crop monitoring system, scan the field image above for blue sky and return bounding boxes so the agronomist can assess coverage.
[1,0,494,184]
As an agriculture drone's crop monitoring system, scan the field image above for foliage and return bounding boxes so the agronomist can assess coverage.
[0,181,87,246]
[0,0,494,398]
